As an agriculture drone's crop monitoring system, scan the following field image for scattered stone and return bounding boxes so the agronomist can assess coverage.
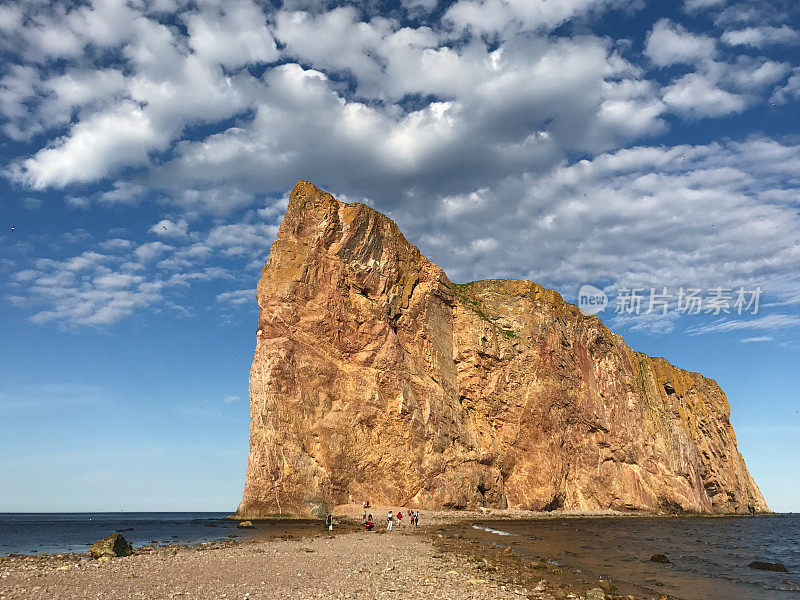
[586,588,605,600]
[90,533,132,559]
[749,561,789,572]
[502,546,514,556]
[650,553,670,564]
[237,521,255,528]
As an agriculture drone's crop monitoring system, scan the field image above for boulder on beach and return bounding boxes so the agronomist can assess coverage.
[237,521,255,528]
[650,553,671,564]
[749,560,789,572]
[586,588,605,600]
[90,533,132,559]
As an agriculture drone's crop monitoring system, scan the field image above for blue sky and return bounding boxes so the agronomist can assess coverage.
[1,0,799,513]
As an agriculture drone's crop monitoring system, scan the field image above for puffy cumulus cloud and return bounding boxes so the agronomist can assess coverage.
[658,55,789,118]
[2,0,799,336]
[662,72,747,118]
[185,1,279,69]
[645,19,716,67]
[771,68,800,105]
[2,0,667,202]
[150,219,189,239]
[2,0,793,217]
[443,0,621,37]
[153,37,665,203]
[722,25,800,48]
[11,101,170,189]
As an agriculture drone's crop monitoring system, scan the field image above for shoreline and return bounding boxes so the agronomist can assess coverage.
[0,523,546,600]
[1,513,678,600]
[3,510,789,599]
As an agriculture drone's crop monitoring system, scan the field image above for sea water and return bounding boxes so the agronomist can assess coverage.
[461,514,800,600]
[0,512,255,555]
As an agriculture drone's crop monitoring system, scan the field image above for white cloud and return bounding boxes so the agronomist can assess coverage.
[662,72,747,117]
[645,19,716,67]
[444,0,615,36]
[216,289,255,306]
[166,187,255,216]
[2,0,800,340]
[185,2,279,69]
[150,219,189,239]
[100,238,134,251]
[223,394,240,403]
[409,138,800,314]
[722,25,800,48]
[11,101,170,189]
[771,68,800,105]
[684,0,725,10]
[206,222,278,256]
[740,336,773,343]
[687,314,800,335]
[134,241,172,262]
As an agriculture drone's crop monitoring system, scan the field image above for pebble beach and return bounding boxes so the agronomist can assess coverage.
[0,506,680,600]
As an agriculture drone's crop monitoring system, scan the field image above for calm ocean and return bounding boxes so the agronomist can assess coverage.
[462,514,800,600]
[0,512,259,556]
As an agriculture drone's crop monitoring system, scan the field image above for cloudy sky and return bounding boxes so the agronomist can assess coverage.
[1,0,799,512]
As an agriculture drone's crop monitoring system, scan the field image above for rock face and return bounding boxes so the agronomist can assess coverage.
[235,181,768,518]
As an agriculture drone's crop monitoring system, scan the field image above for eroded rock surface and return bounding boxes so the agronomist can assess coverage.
[235,181,767,518]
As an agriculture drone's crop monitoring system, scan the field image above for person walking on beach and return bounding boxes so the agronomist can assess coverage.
[326,513,333,532]
[365,514,374,531]
[414,511,420,526]
[387,510,393,531]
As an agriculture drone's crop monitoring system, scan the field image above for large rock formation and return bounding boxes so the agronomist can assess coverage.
[234,181,767,518]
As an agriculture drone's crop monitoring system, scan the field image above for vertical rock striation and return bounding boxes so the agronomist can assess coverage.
[234,181,767,518]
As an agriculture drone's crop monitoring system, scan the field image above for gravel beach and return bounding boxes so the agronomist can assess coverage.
[0,526,547,600]
[0,506,689,600]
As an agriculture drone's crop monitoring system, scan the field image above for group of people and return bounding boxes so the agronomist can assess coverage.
[385,509,420,530]
[360,504,421,531]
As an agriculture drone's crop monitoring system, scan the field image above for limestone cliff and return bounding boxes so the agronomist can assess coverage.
[235,181,767,518]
